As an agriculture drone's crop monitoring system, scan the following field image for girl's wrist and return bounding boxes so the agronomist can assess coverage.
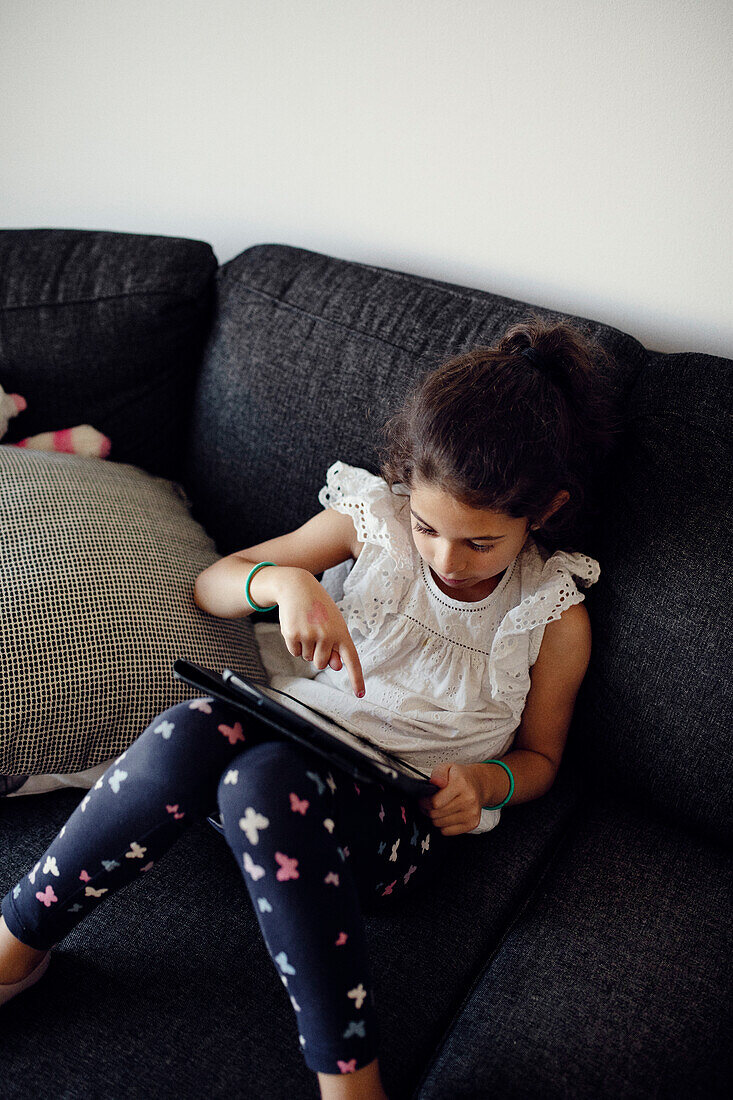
[246,562,285,610]
[474,760,513,808]
[247,563,314,611]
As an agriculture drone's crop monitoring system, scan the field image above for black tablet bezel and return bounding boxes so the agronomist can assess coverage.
[172,659,439,800]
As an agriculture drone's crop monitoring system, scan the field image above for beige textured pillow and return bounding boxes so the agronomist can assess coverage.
[0,446,267,776]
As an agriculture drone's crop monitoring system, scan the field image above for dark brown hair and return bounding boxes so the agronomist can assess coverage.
[377,313,624,553]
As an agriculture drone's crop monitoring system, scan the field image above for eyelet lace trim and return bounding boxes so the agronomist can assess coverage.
[488,551,600,718]
[318,460,415,576]
[421,555,517,611]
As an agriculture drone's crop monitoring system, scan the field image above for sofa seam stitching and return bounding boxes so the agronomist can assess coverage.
[220,280,419,355]
[223,250,649,341]
[0,290,206,313]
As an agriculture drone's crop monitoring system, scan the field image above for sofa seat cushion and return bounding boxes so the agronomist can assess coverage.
[417,796,732,1100]
[0,760,584,1099]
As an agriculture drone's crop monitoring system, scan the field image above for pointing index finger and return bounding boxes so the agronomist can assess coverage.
[341,639,365,698]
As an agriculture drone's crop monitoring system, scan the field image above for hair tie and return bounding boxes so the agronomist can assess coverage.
[521,346,546,367]
[521,344,565,388]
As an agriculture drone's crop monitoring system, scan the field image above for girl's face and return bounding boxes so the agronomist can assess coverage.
[408,480,535,602]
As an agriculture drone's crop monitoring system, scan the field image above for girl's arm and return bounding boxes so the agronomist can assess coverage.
[472,601,593,809]
[193,507,360,619]
[194,507,367,697]
[419,602,592,834]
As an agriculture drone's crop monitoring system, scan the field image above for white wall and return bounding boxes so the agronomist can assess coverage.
[1,0,731,356]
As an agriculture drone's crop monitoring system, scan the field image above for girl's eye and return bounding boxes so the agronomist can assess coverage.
[412,523,495,553]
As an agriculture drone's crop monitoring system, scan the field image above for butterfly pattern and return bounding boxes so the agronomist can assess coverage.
[108,769,128,794]
[347,983,368,1010]
[6,695,442,1079]
[289,793,309,815]
[306,770,325,796]
[275,852,299,882]
[239,806,270,844]
[218,720,245,746]
[125,842,147,860]
[243,851,266,881]
[35,885,57,907]
[189,697,213,714]
[275,951,296,976]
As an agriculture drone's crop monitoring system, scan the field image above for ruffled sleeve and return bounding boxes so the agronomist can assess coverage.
[318,461,415,574]
[318,461,417,637]
[488,548,600,722]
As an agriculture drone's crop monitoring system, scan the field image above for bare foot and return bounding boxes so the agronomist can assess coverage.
[0,916,50,984]
[317,1056,389,1099]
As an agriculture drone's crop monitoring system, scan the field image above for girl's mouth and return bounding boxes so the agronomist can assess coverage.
[439,574,470,587]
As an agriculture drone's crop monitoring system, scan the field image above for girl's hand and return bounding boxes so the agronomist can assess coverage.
[275,568,366,698]
[417,763,484,836]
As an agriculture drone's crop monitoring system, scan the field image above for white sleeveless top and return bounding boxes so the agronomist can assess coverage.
[254,461,600,834]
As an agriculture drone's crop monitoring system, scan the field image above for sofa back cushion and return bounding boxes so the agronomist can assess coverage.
[0,229,217,483]
[184,244,644,555]
[572,349,732,844]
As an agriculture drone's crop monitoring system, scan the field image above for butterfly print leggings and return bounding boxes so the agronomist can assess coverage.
[1,695,452,1076]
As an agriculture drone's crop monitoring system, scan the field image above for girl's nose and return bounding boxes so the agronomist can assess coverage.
[435,546,465,576]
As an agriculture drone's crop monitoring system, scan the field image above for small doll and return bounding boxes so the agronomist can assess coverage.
[0,385,111,458]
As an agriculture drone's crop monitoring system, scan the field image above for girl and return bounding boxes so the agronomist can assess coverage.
[0,315,621,1100]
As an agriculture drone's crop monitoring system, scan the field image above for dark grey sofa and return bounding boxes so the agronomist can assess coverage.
[1,230,730,1099]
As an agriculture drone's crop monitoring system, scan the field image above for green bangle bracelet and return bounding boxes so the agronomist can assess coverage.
[480,758,515,810]
[245,561,278,612]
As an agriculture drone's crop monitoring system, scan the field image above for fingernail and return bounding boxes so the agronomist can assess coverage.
[357,690,365,698]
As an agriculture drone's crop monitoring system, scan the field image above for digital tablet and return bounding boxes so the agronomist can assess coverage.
[172,658,440,800]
